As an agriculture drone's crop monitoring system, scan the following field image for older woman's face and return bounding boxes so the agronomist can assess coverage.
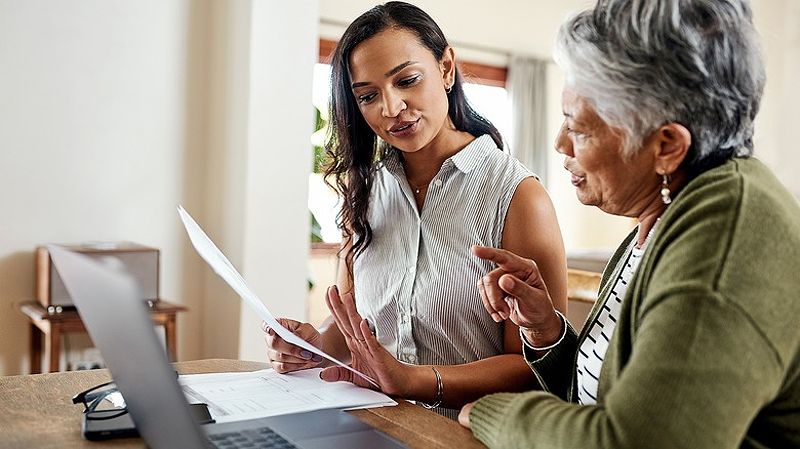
[555,89,658,217]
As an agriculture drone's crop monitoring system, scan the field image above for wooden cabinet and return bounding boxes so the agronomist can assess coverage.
[19,300,186,373]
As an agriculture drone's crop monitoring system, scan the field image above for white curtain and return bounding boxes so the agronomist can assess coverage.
[508,56,548,184]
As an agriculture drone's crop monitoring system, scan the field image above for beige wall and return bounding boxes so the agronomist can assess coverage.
[753,0,800,198]
[0,0,209,375]
[0,0,317,375]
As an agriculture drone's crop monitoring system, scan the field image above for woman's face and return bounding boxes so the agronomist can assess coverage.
[555,88,658,217]
[348,27,452,154]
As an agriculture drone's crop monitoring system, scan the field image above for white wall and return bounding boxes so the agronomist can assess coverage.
[319,0,594,59]
[0,0,208,374]
[237,1,318,362]
[753,0,800,197]
[0,0,318,375]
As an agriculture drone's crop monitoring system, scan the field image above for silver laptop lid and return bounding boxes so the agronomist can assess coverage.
[48,245,207,449]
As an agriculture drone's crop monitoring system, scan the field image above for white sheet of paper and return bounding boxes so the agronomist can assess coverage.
[177,205,378,387]
[180,369,396,424]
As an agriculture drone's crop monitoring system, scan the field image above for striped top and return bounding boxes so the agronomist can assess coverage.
[353,134,532,417]
[577,226,654,405]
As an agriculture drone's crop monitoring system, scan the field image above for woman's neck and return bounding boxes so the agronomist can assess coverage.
[636,211,662,248]
[401,126,474,186]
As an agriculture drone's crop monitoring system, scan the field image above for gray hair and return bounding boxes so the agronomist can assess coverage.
[554,0,766,171]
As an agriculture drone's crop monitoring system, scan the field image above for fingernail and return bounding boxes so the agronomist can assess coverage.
[491,313,501,322]
[312,355,322,362]
[300,350,312,360]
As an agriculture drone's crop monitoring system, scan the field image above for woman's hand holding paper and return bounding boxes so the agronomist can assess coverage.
[262,318,324,373]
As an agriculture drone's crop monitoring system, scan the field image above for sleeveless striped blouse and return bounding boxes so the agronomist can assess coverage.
[353,134,533,418]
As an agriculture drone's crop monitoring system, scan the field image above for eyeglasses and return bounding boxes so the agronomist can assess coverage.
[72,371,179,421]
[72,381,128,420]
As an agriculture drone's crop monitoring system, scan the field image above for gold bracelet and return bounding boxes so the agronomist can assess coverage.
[420,366,443,409]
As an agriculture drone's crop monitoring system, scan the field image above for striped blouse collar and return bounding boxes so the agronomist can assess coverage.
[382,134,497,176]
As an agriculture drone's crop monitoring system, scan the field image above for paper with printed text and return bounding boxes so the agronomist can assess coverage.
[177,205,378,387]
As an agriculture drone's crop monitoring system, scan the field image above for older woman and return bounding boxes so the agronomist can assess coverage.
[459,0,800,448]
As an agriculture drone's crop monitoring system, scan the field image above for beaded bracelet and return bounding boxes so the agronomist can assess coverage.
[518,310,568,352]
[420,366,444,409]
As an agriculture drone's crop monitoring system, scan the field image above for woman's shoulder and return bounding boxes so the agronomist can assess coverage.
[647,158,800,362]
[464,135,536,183]
[672,157,798,226]
[650,157,800,298]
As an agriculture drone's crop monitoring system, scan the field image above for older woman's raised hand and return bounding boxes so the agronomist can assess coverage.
[473,245,564,346]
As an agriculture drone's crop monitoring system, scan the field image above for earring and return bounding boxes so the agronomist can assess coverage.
[660,173,672,205]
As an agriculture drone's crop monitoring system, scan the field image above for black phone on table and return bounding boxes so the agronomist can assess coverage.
[82,402,214,441]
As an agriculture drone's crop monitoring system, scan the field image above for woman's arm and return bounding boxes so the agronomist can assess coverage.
[400,318,538,407]
[322,286,539,406]
[407,178,569,407]
[501,177,568,314]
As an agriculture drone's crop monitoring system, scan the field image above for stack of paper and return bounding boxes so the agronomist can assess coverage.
[180,369,396,424]
[177,205,395,424]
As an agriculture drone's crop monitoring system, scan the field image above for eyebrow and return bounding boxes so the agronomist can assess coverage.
[351,60,418,89]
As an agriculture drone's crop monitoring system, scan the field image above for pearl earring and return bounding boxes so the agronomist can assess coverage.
[660,173,672,205]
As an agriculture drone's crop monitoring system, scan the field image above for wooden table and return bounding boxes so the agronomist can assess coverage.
[19,301,187,373]
[0,359,487,449]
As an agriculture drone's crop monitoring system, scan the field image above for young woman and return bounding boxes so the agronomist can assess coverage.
[263,1,567,419]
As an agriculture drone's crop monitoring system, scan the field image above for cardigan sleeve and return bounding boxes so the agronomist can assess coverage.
[522,322,578,400]
[468,289,785,449]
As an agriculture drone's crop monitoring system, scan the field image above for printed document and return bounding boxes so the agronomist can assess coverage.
[177,205,378,387]
[180,368,396,424]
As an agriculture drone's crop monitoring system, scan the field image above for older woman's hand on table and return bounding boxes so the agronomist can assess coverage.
[473,245,564,348]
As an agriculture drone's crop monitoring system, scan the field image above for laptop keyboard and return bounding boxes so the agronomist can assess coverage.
[207,426,298,449]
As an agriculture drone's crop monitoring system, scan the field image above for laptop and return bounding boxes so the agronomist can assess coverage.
[48,245,407,449]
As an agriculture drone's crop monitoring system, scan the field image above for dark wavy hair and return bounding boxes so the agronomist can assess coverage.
[324,1,503,270]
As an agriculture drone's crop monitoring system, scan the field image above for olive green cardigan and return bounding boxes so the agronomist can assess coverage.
[470,158,800,449]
